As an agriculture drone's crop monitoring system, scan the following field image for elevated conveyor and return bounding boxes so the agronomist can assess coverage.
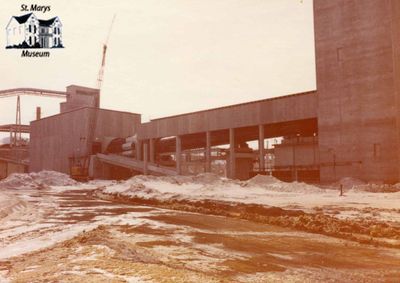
[96,153,178,176]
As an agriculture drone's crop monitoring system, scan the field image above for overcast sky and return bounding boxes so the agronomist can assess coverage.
[0,0,316,139]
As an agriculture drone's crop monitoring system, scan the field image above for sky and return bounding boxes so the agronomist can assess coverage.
[0,0,316,141]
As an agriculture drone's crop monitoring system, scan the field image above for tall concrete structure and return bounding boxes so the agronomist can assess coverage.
[314,0,400,183]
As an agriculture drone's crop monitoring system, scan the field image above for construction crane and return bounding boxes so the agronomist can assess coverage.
[70,15,117,181]
[96,14,116,92]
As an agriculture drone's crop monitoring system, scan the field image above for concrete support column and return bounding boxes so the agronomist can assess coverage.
[136,141,142,160]
[143,143,148,175]
[292,138,298,182]
[205,131,211,172]
[258,125,265,172]
[176,136,182,175]
[229,128,236,179]
[149,138,155,163]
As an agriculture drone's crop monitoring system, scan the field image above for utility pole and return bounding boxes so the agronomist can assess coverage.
[14,95,21,147]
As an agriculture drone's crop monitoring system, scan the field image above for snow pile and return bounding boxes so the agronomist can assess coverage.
[244,175,324,193]
[96,173,325,204]
[351,183,400,193]
[246,174,281,186]
[336,177,400,192]
[0,191,21,219]
[337,177,366,190]
[93,174,400,220]
[0,171,78,189]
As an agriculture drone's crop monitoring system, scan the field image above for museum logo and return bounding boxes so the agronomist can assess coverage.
[5,5,63,57]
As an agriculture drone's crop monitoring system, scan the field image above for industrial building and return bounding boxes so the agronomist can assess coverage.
[2,0,400,184]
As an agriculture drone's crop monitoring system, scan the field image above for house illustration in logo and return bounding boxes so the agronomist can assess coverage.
[5,13,63,49]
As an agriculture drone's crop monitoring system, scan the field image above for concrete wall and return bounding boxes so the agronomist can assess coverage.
[314,0,400,183]
[0,159,27,180]
[274,144,319,168]
[30,107,141,174]
[60,85,100,113]
[0,162,6,179]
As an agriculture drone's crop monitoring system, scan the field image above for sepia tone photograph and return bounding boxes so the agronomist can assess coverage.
[0,0,399,282]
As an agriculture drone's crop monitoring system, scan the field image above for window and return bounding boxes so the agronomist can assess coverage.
[29,25,31,33]
[34,26,37,33]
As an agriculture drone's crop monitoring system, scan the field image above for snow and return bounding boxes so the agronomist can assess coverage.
[1,171,399,264]
[99,173,325,203]
[0,171,77,189]
[95,173,400,222]
[0,191,20,217]
[97,174,400,210]
[0,223,56,238]
[0,172,399,282]
[0,274,10,283]
[337,177,366,190]
[0,223,99,260]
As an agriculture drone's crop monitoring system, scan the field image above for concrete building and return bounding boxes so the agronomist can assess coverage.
[273,136,319,182]
[0,158,27,179]
[314,0,400,183]
[30,86,141,174]
[26,0,400,183]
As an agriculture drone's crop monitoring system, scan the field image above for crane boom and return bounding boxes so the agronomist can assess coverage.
[96,14,116,91]
[86,14,117,165]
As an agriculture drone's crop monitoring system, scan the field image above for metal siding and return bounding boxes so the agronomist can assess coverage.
[138,92,317,139]
[30,108,141,174]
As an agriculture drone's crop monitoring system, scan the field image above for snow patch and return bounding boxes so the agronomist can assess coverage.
[0,171,77,189]
[98,173,325,206]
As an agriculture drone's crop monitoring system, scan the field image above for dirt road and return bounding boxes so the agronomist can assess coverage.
[0,186,399,282]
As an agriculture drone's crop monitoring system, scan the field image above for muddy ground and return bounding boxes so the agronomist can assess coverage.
[0,186,399,282]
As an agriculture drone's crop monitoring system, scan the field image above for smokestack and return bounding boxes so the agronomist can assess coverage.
[36,107,41,120]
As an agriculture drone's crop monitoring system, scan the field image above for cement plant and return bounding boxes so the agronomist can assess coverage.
[0,1,400,282]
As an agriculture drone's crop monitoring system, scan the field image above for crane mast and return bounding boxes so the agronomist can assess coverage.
[87,15,116,159]
[96,14,116,92]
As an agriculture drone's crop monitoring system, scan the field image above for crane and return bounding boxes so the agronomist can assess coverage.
[96,14,116,92]
[90,14,116,135]
[77,15,117,177]
[69,15,118,180]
